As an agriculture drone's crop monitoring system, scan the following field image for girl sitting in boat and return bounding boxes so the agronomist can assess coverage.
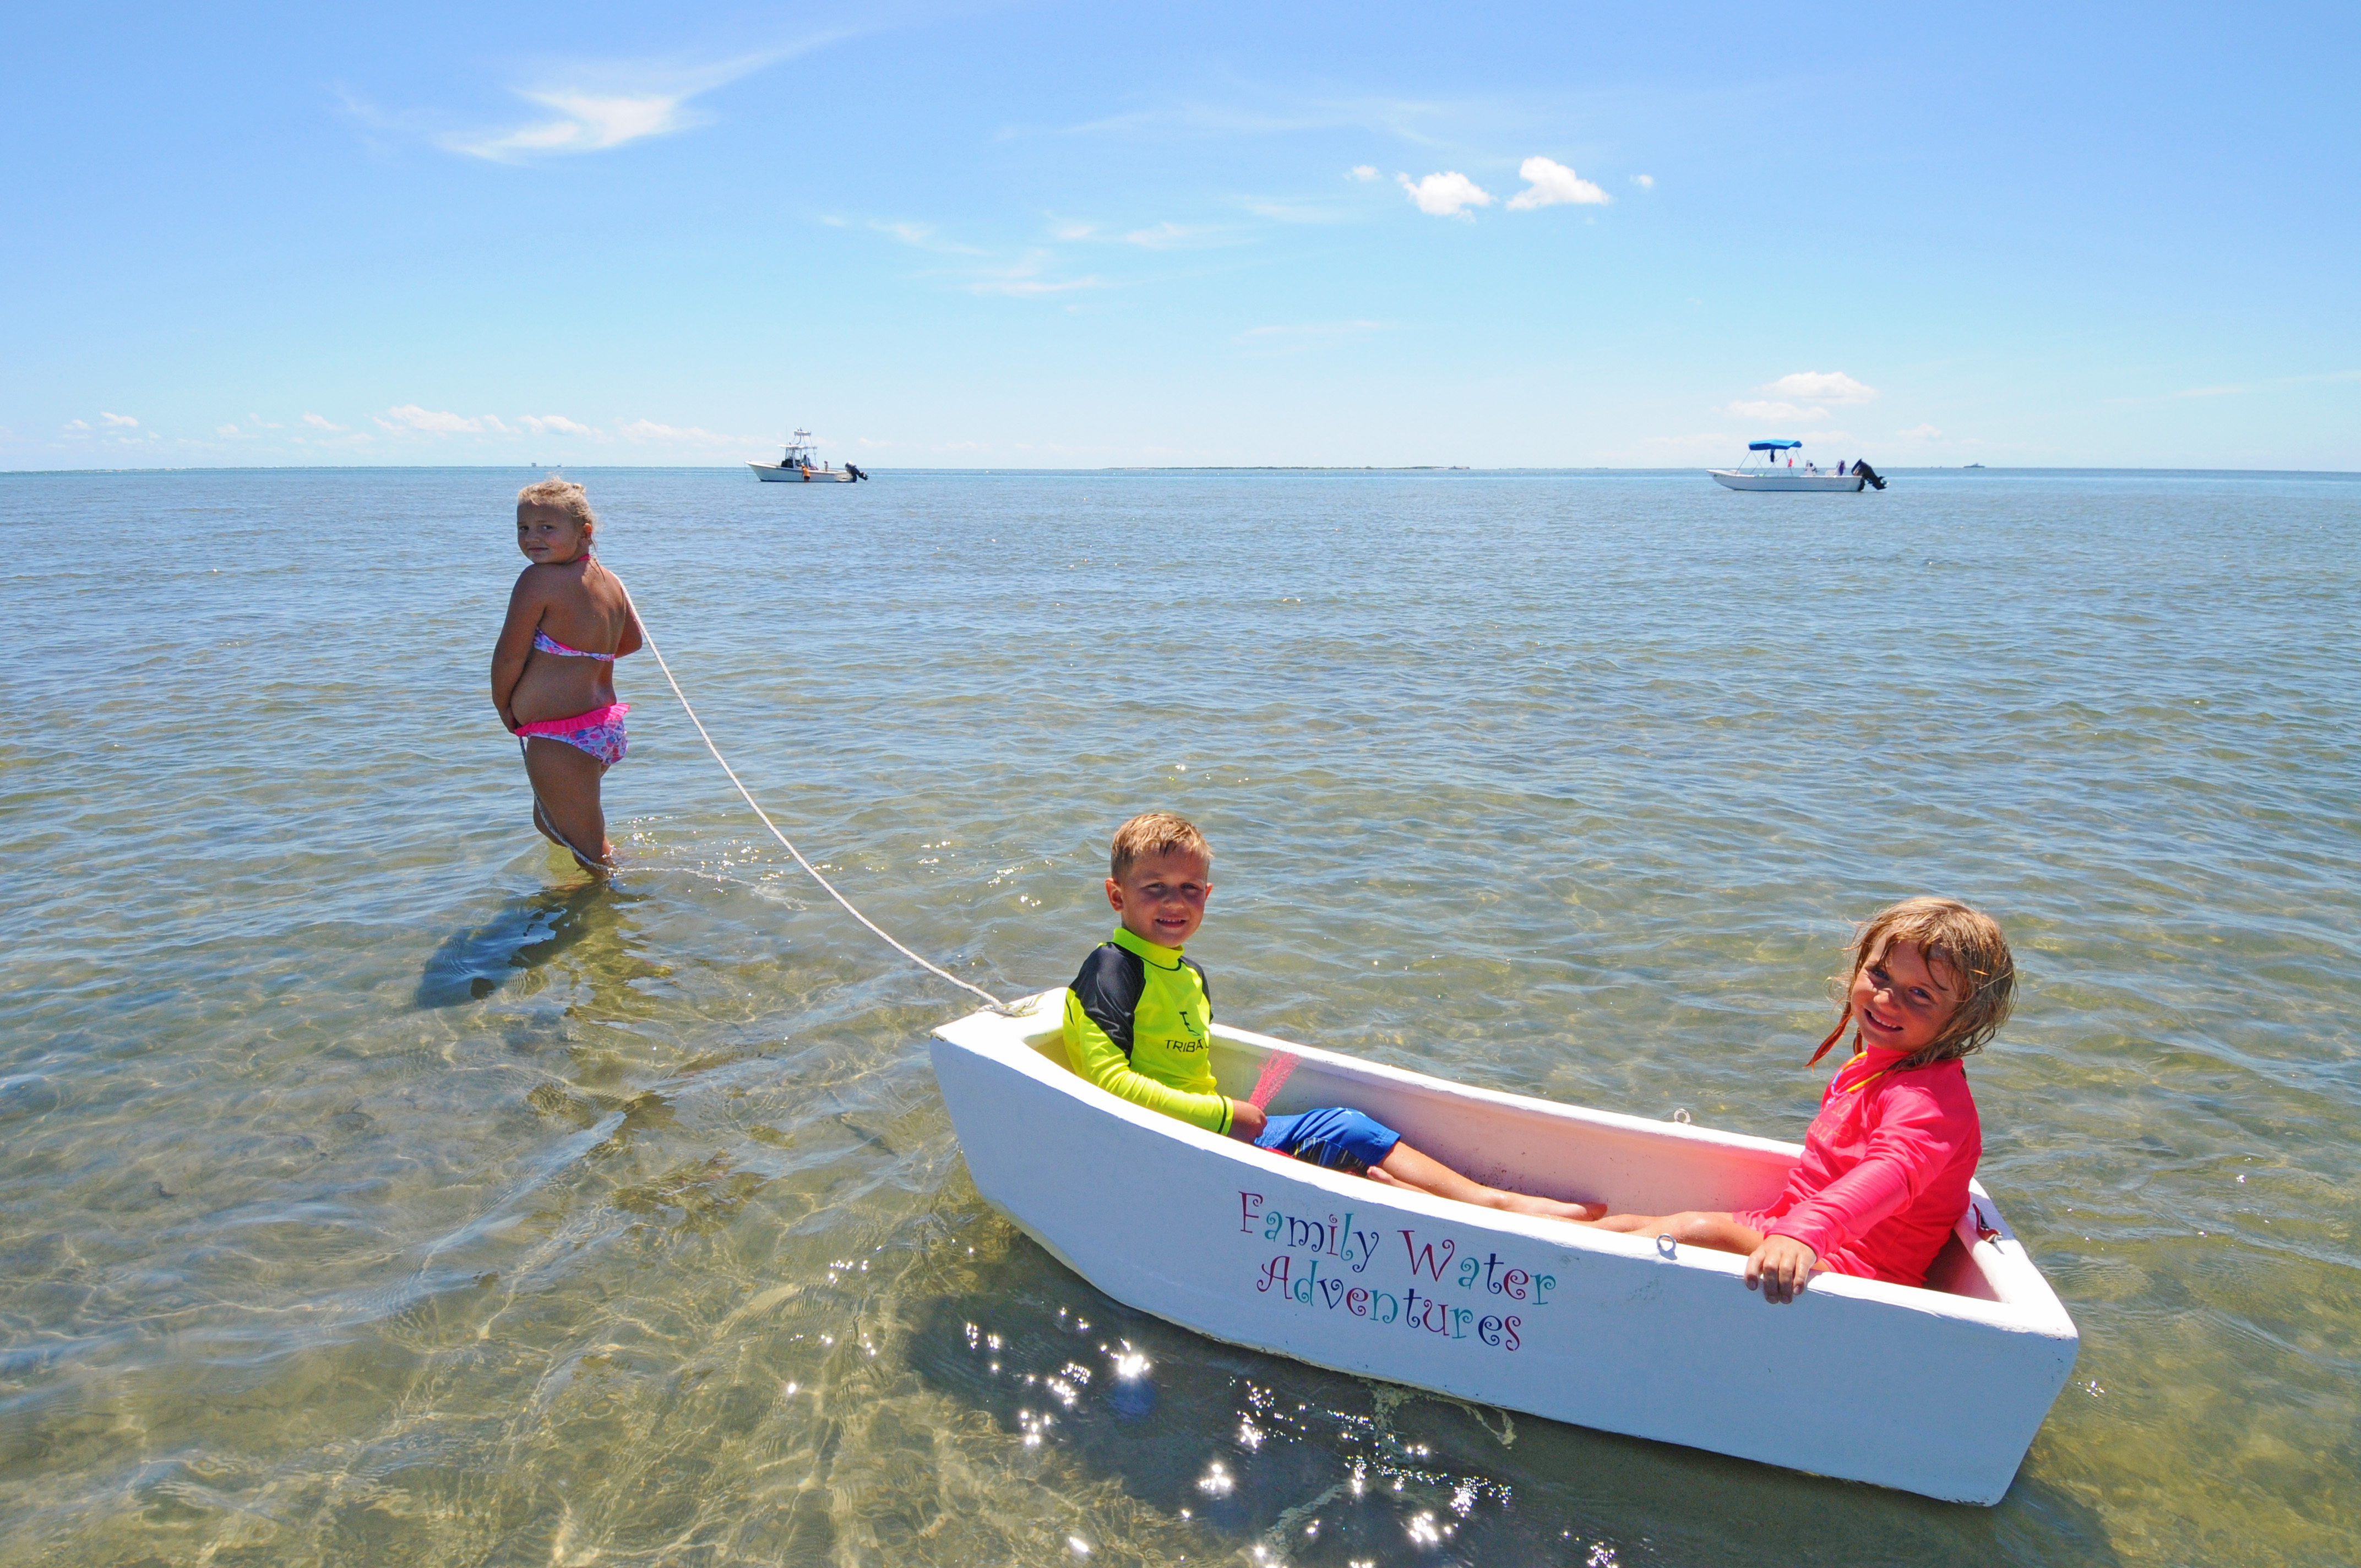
[1066,813,1603,1222]
[490,479,643,873]
[1577,897,2016,1303]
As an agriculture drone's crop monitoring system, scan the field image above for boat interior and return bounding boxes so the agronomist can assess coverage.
[993,1001,2016,1307]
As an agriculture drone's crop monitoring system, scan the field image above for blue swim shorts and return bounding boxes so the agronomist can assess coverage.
[1253,1107,1402,1173]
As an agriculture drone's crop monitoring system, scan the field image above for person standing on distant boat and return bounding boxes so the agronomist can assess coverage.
[490,479,643,873]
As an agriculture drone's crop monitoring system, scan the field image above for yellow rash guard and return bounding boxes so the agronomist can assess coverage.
[1062,925,1232,1135]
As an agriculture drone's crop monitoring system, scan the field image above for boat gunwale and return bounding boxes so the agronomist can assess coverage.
[933,997,2077,1341]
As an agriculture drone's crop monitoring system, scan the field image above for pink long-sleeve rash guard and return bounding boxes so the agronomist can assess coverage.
[1739,1045,1982,1287]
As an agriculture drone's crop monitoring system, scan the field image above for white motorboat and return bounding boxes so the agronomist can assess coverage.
[931,993,2077,1504]
[750,429,866,483]
[1711,439,1884,491]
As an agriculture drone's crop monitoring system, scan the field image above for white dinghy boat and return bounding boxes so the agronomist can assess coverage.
[932,994,2077,1505]
[1710,439,1885,491]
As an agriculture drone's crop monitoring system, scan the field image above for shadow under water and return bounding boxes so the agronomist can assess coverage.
[414,880,622,1008]
[906,1227,2125,1568]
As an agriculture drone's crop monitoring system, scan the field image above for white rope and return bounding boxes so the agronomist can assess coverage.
[612,577,1008,1011]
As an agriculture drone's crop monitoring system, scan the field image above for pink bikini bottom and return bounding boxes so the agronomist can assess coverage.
[516,703,629,766]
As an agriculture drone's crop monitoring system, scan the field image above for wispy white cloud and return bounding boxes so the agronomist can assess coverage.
[302,413,347,431]
[964,251,1103,297]
[99,411,139,427]
[379,404,485,433]
[1632,173,1655,189]
[616,417,765,449]
[1896,423,1943,439]
[444,88,704,160]
[2174,384,2246,398]
[1505,156,1608,210]
[1399,170,1492,217]
[62,419,90,434]
[520,413,591,435]
[215,423,243,437]
[1766,371,1879,405]
[876,220,984,254]
[1121,221,1233,249]
[432,37,844,163]
[1346,164,1379,182]
[1050,220,1097,240]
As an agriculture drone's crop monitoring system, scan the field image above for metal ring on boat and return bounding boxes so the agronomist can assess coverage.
[1656,1234,1678,1258]
[1671,1107,1691,1125]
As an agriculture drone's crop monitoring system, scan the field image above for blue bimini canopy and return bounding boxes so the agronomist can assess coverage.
[1748,439,1803,451]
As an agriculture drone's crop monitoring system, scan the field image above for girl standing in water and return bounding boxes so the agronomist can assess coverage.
[491,479,642,872]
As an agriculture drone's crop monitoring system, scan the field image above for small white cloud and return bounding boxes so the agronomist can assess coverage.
[215,424,242,437]
[1632,173,1655,189]
[1346,165,1379,182]
[1051,220,1097,240]
[302,413,347,431]
[63,419,91,433]
[1505,156,1609,210]
[382,404,485,433]
[99,411,139,427]
[1896,423,1943,439]
[1766,371,1878,405]
[520,413,591,435]
[1398,170,1493,217]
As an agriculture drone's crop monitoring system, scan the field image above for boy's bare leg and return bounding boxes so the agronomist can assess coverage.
[1368,1142,1606,1222]
[1582,1210,1766,1255]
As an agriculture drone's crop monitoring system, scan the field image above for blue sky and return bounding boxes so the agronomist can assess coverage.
[8,2,2357,470]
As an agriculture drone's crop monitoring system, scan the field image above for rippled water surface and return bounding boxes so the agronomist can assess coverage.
[4,466,2358,1566]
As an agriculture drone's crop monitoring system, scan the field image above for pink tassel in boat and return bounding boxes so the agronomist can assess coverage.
[1248,1052,1299,1111]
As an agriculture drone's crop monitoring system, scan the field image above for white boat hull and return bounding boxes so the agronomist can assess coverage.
[750,462,857,482]
[1710,469,1868,491]
[931,997,2077,1504]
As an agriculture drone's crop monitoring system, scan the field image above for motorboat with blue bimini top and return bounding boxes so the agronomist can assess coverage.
[751,429,867,482]
[1711,439,1884,491]
[931,992,2077,1505]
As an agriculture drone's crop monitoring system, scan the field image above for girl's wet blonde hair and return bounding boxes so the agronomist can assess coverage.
[1808,896,2017,1069]
[517,478,597,539]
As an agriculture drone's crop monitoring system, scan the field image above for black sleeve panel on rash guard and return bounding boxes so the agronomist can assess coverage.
[1069,943,1146,1060]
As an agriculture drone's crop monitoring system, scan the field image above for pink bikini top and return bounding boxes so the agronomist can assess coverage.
[533,629,616,662]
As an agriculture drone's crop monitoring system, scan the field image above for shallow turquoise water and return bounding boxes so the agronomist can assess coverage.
[3,466,2357,1565]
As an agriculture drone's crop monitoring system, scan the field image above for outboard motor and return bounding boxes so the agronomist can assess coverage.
[1853,460,1886,491]
[846,462,867,481]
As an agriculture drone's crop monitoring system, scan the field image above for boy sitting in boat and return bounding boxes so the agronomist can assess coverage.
[1064,813,1602,1221]
[1576,897,2016,1304]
